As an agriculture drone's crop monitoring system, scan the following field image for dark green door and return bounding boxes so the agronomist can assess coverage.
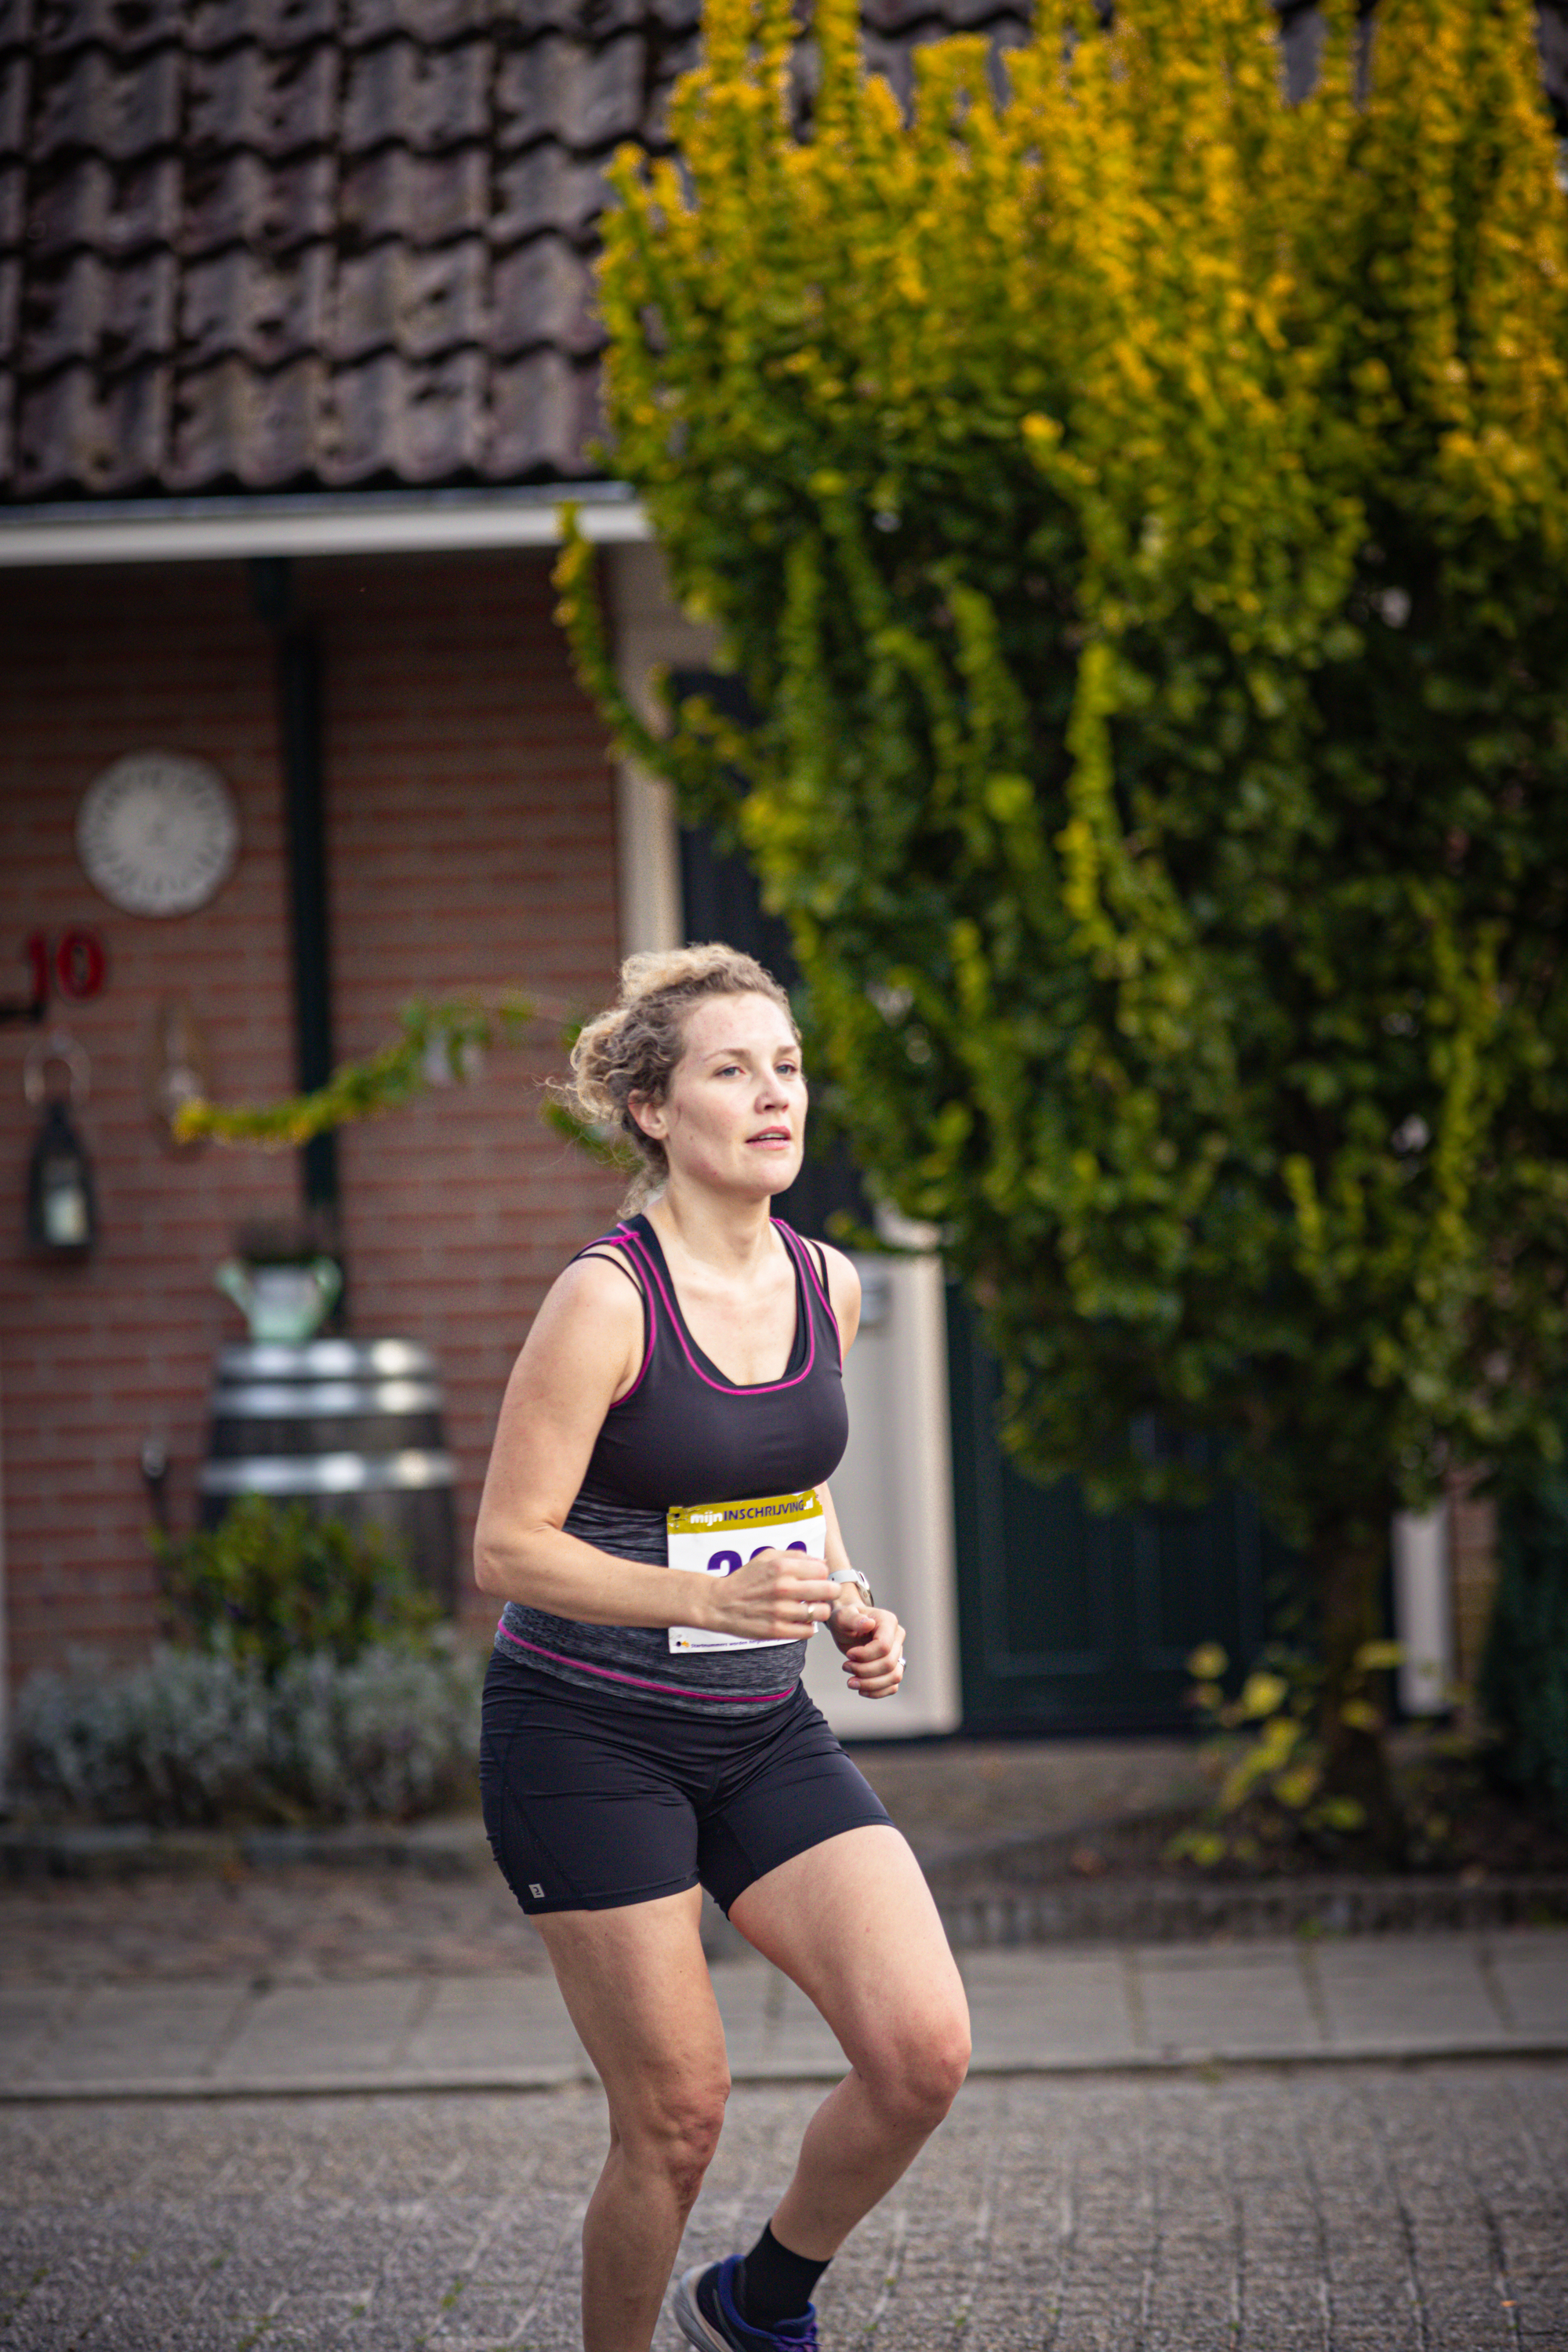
[947,1285,1284,1733]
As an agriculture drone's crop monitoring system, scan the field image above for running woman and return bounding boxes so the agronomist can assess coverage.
[475,943,970,2352]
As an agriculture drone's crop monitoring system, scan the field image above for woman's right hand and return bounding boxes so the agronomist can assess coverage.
[695,1548,838,1643]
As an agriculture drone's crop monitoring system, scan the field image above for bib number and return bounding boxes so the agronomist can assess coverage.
[666,1488,825,1653]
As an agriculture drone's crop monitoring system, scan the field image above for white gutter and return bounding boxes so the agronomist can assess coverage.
[0,485,652,566]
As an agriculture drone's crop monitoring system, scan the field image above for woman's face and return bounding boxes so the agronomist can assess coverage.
[633,991,807,1200]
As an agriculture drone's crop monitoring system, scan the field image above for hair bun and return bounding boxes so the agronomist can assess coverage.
[618,944,753,1004]
[555,942,797,1212]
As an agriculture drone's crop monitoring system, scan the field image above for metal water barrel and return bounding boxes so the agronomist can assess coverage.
[198,1338,457,1605]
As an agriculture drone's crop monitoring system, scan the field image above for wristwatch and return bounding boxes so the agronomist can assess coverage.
[827,1569,875,1611]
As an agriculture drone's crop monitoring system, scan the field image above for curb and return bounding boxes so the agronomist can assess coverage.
[6,1818,1567,1948]
[931,1871,1568,1947]
[0,1817,492,1881]
[6,2037,1568,2105]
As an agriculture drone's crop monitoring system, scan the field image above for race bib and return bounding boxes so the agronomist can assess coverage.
[667,1488,826,1653]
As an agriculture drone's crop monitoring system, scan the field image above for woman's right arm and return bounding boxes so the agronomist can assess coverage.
[473,1256,836,1642]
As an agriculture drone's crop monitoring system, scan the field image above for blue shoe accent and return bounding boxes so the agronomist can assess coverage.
[672,2254,819,2350]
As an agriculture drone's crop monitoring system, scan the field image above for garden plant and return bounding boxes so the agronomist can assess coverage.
[15,1500,481,1828]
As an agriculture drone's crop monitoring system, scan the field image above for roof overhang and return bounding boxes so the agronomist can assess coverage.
[0,484,652,567]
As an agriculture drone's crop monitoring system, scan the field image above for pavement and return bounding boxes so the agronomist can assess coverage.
[3,1739,1567,2344]
[2,2060,1566,2349]
[2,1929,1566,2100]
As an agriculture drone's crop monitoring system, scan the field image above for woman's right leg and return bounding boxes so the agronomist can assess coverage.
[534,1887,730,2352]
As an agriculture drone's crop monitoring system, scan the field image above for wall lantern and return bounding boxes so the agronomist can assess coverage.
[144,994,212,1156]
[25,1031,96,1258]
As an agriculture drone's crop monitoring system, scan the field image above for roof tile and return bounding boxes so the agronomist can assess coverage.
[17,244,99,368]
[339,143,489,247]
[335,235,488,361]
[343,0,495,43]
[492,141,604,242]
[21,241,175,368]
[328,343,488,481]
[34,0,187,53]
[495,31,645,151]
[492,230,598,358]
[0,155,24,241]
[181,147,336,254]
[641,24,699,143]
[187,0,339,50]
[182,239,331,367]
[0,2,37,56]
[186,42,338,158]
[170,350,324,485]
[1539,0,1568,109]
[15,353,167,489]
[340,37,492,154]
[0,248,18,345]
[24,150,182,251]
[1,46,33,152]
[505,0,649,34]
[490,342,596,476]
[31,43,181,160]
[0,368,12,482]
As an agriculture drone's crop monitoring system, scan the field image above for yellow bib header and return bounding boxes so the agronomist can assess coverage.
[666,1488,822,1541]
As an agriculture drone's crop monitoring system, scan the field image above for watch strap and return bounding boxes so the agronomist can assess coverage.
[827,1568,875,1612]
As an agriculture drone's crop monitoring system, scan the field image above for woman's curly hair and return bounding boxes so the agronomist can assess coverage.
[563,943,798,1210]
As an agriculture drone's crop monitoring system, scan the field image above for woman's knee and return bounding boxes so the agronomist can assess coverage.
[860,2006,971,2130]
[619,2073,731,2199]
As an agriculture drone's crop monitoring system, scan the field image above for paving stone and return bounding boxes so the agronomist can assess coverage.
[20,1979,244,2089]
[958,1945,1138,2067]
[0,1982,74,2078]
[214,1975,426,2088]
[1490,1929,1568,2038]
[0,2067,1565,2348]
[401,1973,589,2085]
[1138,1939,1323,2059]
[1312,1935,1512,2051]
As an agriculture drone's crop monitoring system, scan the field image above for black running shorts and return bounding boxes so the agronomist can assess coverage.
[480,1650,893,1917]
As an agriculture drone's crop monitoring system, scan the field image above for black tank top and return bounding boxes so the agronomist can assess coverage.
[494,1214,848,1711]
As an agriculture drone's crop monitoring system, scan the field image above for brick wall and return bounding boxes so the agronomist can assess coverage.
[0,549,623,1686]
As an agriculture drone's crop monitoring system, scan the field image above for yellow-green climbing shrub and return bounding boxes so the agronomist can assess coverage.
[561,0,1568,1842]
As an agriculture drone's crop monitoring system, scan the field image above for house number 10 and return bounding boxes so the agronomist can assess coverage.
[24,930,108,1008]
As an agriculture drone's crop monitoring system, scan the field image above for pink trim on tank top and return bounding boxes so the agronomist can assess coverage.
[495,1615,794,1701]
[795,1230,842,1354]
[619,1225,816,1395]
[578,1229,656,1410]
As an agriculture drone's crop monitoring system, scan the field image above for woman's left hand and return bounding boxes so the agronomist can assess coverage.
[828,1600,906,1699]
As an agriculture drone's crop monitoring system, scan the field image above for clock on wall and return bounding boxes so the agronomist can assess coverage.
[75,751,241,918]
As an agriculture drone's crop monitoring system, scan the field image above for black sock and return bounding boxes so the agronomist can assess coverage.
[735,2222,829,2327]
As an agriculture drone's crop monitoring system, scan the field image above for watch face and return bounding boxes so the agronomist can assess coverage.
[76,751,240,917]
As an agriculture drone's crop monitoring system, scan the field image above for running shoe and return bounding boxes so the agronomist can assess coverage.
[672,2256,819,2351]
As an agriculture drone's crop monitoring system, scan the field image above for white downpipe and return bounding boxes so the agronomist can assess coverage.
[1392,1504,1454,1715]
[605,542,710,958]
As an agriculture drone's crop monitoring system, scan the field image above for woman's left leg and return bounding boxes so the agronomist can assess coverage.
[728,1822,971,2262]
